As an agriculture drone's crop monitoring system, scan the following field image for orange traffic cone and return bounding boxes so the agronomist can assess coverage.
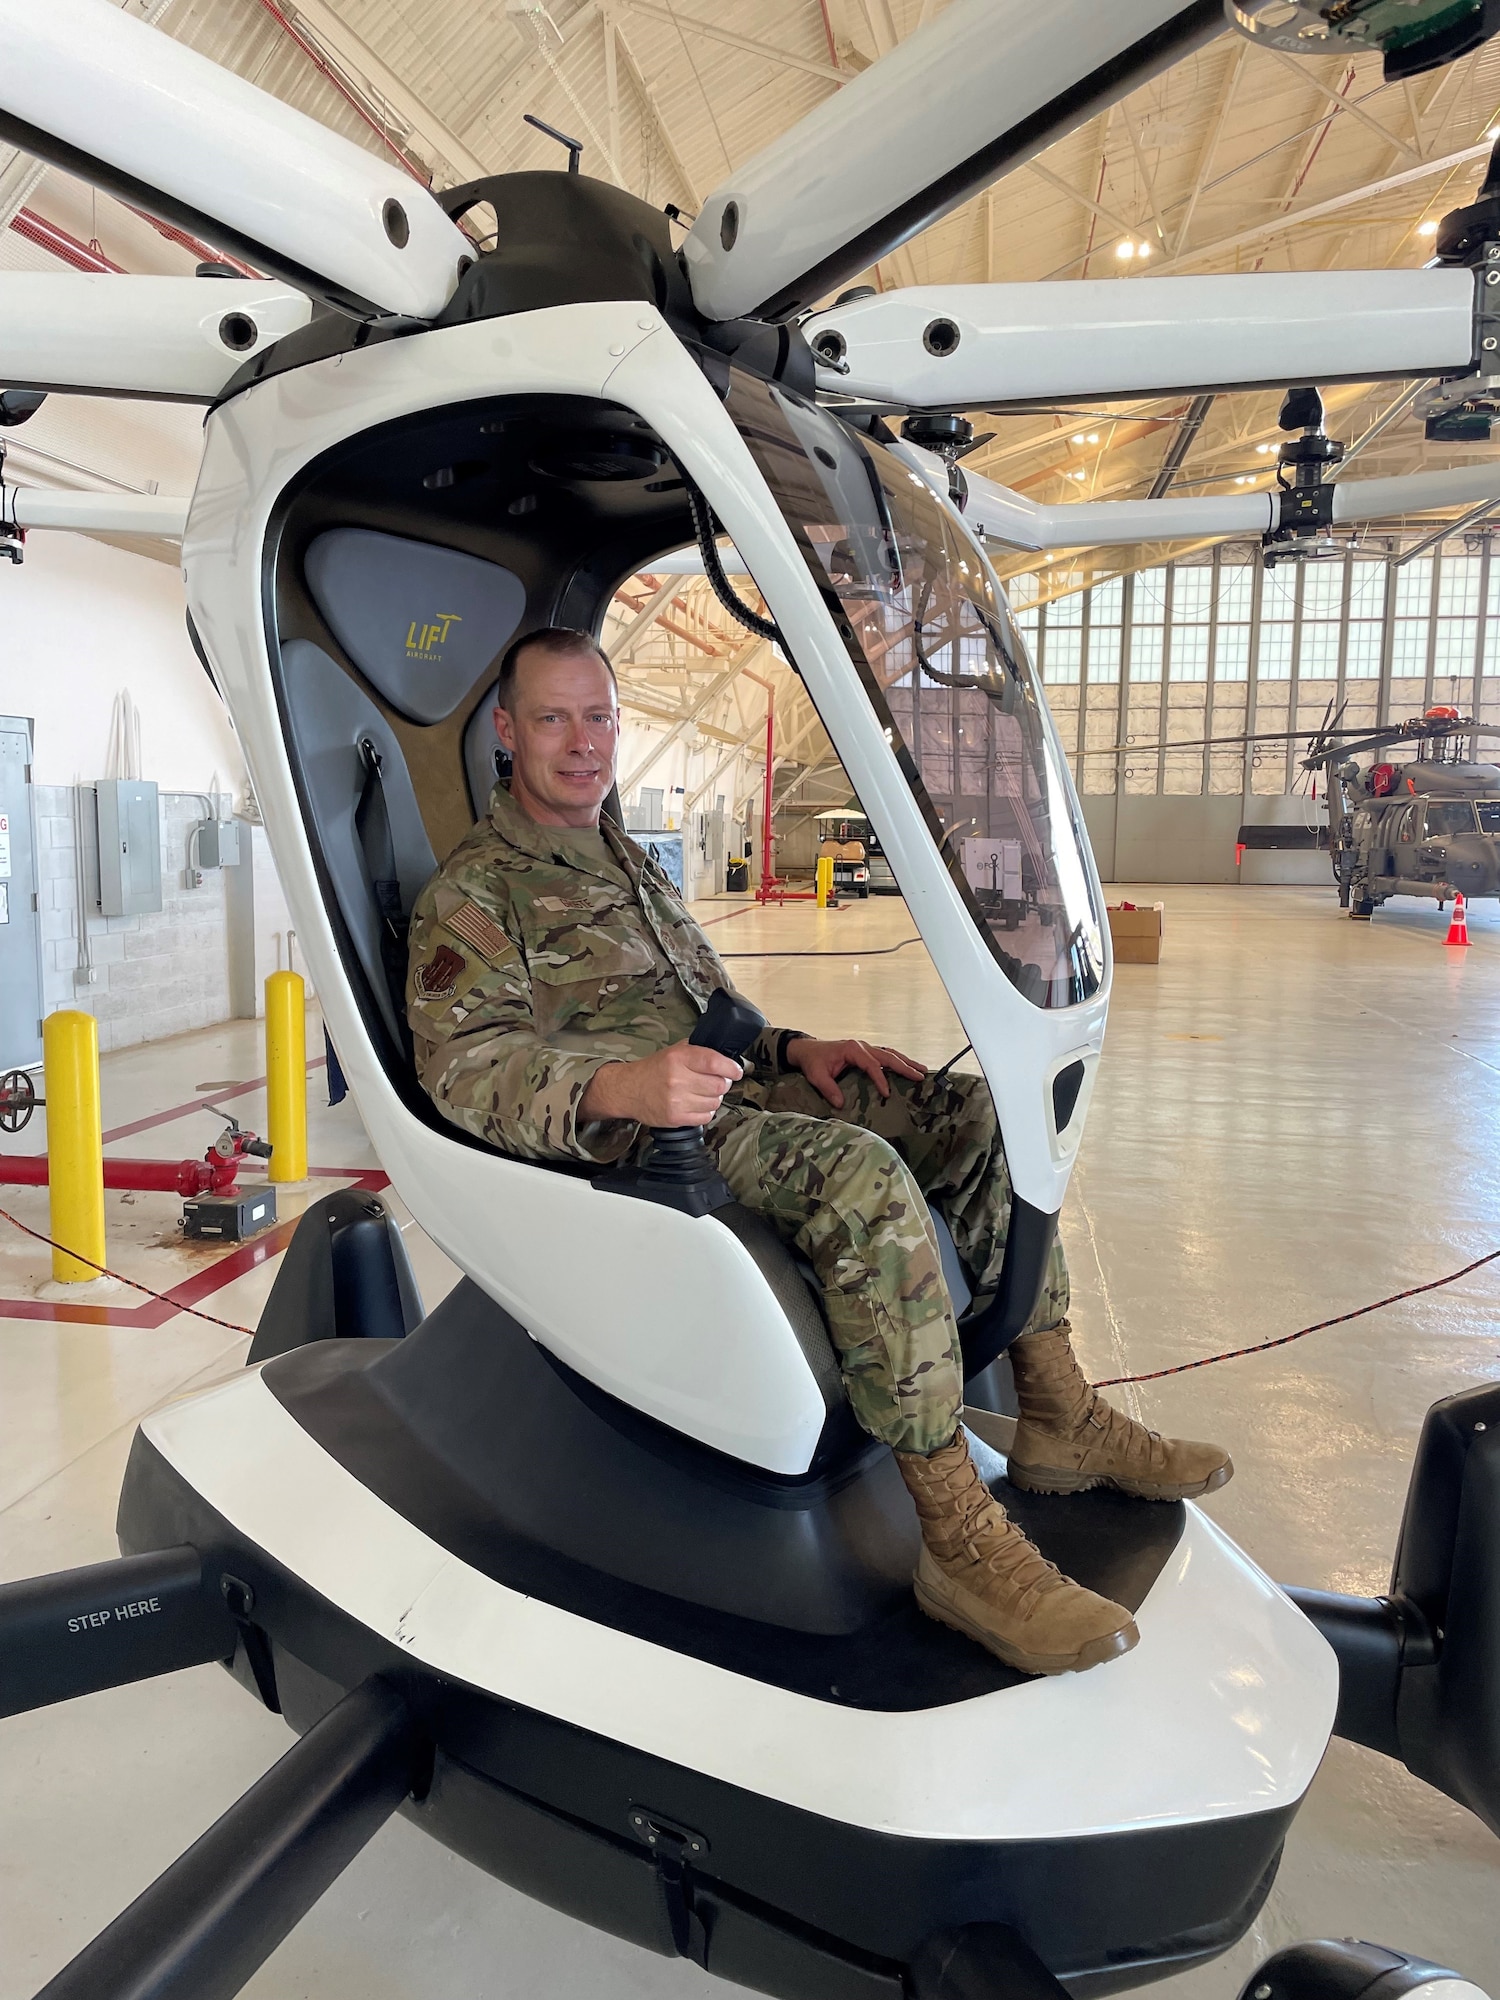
[1446,892,1471,947]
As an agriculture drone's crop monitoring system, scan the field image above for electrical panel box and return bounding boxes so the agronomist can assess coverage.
[95,779,162,917]
[197,819,241,868]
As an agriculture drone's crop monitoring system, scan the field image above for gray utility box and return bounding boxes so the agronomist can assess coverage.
[96,779,162,917]
[196,818,241,868]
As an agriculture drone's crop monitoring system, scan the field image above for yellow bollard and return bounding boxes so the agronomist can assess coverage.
[265,970,308,1184]
[43,1009,105,1284]
[816,855,834,908]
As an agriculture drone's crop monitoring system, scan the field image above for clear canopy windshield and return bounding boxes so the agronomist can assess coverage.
[727,374,1104,1008]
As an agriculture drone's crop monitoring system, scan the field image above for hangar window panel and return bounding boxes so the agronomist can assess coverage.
[1394,557,1433,617]
[1173,567,1214,621]
[1262,567,1298,618]
[1433,617,1478,677]
[1086,575,1122,683]
[1134,567,1169,621]
[1046,627,1082,683]
[1349,560,1387,618]
[1216,560,1255,624]
[1257,620,1292,680]
[1392,618,1430,675]
[1087,623,1121,683]
[1128,569,1165,682]
[1170,625,1209,681]
[1345,622,1383,678]
[1129,625,1163,681]
[1438,554,1480,616]
[1301,562,1344,619]
[1216,624,1249,680]
[1299,622,1340,678]
[1484,622,1500,675]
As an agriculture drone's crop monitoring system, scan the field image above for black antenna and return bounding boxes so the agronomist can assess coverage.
[523,112,583,173]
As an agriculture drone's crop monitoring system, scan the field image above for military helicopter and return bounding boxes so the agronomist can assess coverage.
[1310,707,1500,918]
[7,3,1500,2000]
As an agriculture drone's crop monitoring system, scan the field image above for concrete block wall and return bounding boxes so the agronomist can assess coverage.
[33,786,232,1054]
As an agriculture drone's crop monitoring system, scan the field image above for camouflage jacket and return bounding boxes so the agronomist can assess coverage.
[407,785,785,1165]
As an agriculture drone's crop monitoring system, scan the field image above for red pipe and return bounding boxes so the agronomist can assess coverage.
[126,206,260,277]
[0,1155,244,1197]
[761,701,775,895]
[755,697,817,903]
[11,200,259,279]
[9,210,123,274]
[249,0,430,183]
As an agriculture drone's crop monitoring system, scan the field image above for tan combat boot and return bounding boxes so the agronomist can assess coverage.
[1007,1321,1232,1501]
[895,1432,1139,1675]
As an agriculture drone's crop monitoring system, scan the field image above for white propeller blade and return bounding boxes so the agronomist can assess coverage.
[1330,460,1500,524]
[683,0,1222,323]
[807,270,1476,407]
[0,275,311,400]
[0,0,473,319]
[938,458,1273,552]
[6,489,190,538]
[931,453,1500,557]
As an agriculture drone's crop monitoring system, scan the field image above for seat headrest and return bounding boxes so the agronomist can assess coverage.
[305,528,526,725]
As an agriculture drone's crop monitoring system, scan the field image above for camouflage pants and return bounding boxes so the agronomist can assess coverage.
[706,1068,1070,1455]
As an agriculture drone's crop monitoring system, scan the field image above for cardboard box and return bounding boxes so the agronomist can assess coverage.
[1107,901,1163,965]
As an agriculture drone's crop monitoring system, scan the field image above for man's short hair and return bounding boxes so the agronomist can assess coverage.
[495,626,617,712]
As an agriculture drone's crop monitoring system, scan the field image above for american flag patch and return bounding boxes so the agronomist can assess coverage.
[448,900,513,961]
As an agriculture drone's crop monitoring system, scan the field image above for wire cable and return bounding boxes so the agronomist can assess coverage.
[682,476,783,644]
[0,1202,256,1334]
[1094,1248,1500,1387]
[719,936,923,958]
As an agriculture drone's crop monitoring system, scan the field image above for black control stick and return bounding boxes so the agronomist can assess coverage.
[593,988,767,1216]
[645,988,767,1189]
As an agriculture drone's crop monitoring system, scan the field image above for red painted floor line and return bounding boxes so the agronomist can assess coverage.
[698,904,761,929]
[0,1167,389,1330]
[103,1057,328,1144]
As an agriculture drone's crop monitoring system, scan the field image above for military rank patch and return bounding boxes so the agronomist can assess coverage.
[415,944,466,1000]
[447,899,513,962]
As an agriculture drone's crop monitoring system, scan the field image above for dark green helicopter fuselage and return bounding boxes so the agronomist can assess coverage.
[1340,761,1500,917]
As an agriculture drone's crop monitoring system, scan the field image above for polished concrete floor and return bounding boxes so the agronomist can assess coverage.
[2,885,1499,1997]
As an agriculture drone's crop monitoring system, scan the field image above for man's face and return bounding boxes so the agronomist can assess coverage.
[494,646,619,828]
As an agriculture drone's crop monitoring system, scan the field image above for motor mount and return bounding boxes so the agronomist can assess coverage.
[1288,1376,1500,1838]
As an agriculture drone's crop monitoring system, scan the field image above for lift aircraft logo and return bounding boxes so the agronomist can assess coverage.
[405,612,462,663]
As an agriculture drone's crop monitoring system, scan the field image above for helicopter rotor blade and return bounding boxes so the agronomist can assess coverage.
[682,0,1221,323]
[1080,723,1382,758]
[0,0,473,320]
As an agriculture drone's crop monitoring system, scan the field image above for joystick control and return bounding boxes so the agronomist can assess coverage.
[592,988,767,1216]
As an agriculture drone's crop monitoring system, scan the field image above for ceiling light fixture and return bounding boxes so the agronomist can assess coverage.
[1136,242,1152,259]
[1417,219,1438,237]
[1115,241,1135,260]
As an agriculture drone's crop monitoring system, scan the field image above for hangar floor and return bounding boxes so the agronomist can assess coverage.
[2,883,1498,1999]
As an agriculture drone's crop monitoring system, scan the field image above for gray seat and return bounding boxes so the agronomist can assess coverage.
[280,638,436,1047]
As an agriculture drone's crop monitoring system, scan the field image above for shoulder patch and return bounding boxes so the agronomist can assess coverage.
[415,943,466,1001]
[448,900,514,962]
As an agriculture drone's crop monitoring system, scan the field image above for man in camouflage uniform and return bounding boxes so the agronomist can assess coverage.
[409,628,1231,1677]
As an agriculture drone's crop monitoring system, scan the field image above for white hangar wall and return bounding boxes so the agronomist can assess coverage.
[6,531,260,1052]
